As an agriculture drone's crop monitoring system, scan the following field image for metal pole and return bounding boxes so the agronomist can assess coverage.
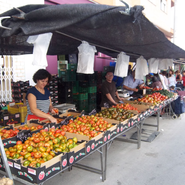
[100,146,104,182]
[157,110,160,131]
[104,143,107,181]
[0,136,14,183]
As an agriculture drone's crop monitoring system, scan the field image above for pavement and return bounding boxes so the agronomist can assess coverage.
[12,114,185,185]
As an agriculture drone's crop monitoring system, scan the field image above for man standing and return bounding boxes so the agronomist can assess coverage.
[100,72,124,107]
[123,70,144,95]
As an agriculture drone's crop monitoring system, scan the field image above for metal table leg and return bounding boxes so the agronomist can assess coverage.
[157,109,160,131]
[137,122,142,149]
[104,143,107,181]
[0,136,14,184]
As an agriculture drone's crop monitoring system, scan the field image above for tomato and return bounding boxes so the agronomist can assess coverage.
[33,138,40,143]
[39,146,46,152]
[34,152,42,159]
[27,146,33,152]
[24,153,31,159]
[49,151,55,157]
[36,162,41,168]
[16,141,22,145]
[23,160,30,167]
[37,125,43,129]
[46,155,53,161]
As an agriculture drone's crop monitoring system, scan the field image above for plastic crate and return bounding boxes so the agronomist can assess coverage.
[85,103,97,113]
[79,87,88,93]
[59,70,76,81]
[7,103,27,123]
[88,79,97,86]
[73,93,88,100]
[87,86,97,93]
[88,93,96,99]
[110,62,116,67]
[77,73,86,81]
[68,63,77,70]
[79,81,88,87]
[88,97,96,103]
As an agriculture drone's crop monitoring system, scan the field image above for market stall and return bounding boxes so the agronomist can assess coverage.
[0,3,184,185]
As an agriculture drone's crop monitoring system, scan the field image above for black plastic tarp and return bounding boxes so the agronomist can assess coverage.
[0,4,185,61]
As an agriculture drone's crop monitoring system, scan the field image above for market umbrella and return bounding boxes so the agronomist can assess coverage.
[0,4,185,61]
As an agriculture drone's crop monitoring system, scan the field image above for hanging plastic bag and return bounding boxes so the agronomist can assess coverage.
[148,58,160,73]
[27,32,53,67]
[77,41,97,74]
[114,52,130,77]
[135,56,148,80]
[158,58,173,70]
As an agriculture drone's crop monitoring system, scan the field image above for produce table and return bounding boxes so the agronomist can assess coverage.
[0,95,178,185]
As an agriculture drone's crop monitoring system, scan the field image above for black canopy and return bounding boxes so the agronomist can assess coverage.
[0,4,185,61]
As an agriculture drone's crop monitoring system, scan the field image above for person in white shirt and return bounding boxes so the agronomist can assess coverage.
[168,69,176,87]
[161,71,169,89]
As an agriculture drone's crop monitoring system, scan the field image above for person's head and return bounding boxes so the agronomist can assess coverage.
[162,71,167,76]
[105,71,114,82]
[176,70,181,75]
[183,71,185,76]
[169,86,175,90]
[169,69,174,76]
[128,65,132,70]
[33,69,51,88]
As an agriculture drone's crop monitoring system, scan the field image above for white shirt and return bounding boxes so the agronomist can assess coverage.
[168,75,177,87]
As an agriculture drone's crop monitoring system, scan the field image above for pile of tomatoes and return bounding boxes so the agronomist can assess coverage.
[141,86,151,89]
[112,103,140,113]
[18,124,43,131]
[60,115,112,139]
[0,128,19,140]
[4,129,78,168]
[153,87,163,91]
[138,92,168,104]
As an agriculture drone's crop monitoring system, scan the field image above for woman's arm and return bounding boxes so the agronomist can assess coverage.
[28,93,57,123]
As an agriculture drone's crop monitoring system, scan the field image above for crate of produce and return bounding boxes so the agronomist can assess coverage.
[88,97,96,103]
[88,79,97,86]
[7,103,27,123]
[88,92,97,99]
[88,86,97,93]
[77,73,86,81]
[59,69,76,81]
[85,103,97,113]
[79,81,88,87]
[68,63,77,70]
[73,93,88,100]
[85,74,96,81]
[79,86,88,93]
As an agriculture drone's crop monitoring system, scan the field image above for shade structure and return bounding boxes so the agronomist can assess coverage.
[0,4,185,61]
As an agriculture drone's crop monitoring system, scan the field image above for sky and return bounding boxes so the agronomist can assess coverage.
[174,0,185,50]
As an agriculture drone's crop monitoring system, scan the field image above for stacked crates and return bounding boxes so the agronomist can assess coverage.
[11,81,30,103]
[48,75,59,105]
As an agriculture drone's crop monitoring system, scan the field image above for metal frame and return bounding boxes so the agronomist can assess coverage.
[0,98,177,185]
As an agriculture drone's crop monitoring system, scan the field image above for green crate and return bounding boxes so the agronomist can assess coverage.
[59,69,76,81]
[88,97,96,103]
[68,63,77,70]
[88,93,96,99]
[79,86,88,93]
[72,86,79,93]
[84,103,97,112]
[88,86,97,93]
[73,93,88,100]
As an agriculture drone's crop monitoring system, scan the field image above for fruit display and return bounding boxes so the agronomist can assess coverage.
[141,86,151,89]
[152,87,163,91]
[112,103,140,113]
[138,92,168,105]
[96,108,135,121]
[18,124,43,131]
[4,129,78,168]
[44,118,64,124]
[0,128,19,139]
[154,89,174,98]
[60,115,112,139]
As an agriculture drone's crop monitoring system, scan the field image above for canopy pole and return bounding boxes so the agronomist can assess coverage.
[55,31,140,58]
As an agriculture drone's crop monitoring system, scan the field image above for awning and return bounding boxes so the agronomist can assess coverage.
[0,4,185,61]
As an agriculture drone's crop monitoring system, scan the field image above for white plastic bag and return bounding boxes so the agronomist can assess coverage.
[135,56,148,80]
[158,58,173,70]
[77,41,97,74]
[114,52,130,77]
[27,32,53,67]
[148,58,159,73]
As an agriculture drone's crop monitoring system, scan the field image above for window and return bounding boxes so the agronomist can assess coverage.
[160,0,167,13]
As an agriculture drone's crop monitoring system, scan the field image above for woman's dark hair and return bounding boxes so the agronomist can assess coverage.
[33,69,51,83]
[169,69,174,77]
